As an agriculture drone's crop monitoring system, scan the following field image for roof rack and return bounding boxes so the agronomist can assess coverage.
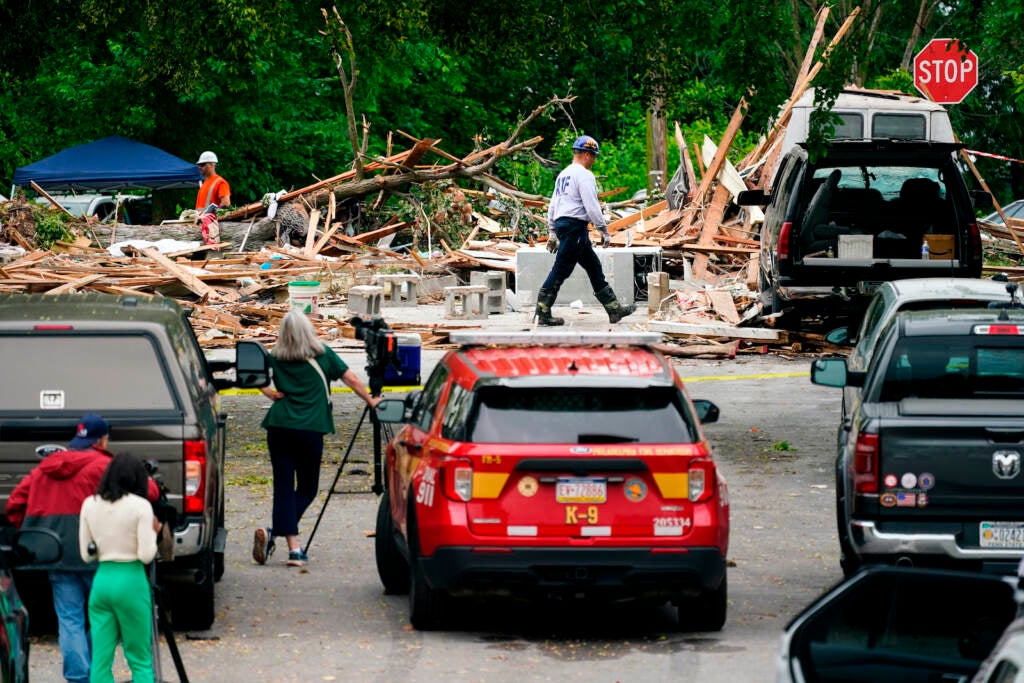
[449,331,663,346]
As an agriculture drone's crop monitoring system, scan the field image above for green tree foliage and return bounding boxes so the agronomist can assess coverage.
[1,0,1021,212]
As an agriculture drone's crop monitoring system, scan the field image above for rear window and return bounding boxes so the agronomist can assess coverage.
[879,336,1024,401]
[466,386,696,444]
[0,335,177,411]
[872,113,927,140]
[814,165,946,201]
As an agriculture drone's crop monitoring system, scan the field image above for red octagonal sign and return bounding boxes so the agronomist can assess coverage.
[914,38,979,104]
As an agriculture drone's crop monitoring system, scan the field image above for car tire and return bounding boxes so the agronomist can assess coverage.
[408,516,445,631]
[375,490,410,594]
[167,549,216,631]
[679,573,728,632]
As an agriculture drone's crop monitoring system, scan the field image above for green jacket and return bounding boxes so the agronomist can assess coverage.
[261,344,349,434]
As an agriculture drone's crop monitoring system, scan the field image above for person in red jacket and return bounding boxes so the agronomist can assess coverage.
[5,414,158,683]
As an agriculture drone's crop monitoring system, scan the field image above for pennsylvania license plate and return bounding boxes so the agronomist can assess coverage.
[555,478,606,504]
[980,521,1024,548]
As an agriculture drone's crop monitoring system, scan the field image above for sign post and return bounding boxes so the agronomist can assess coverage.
[913,38,979,104]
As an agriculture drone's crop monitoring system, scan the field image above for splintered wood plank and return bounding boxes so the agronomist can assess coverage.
[353,220,410,244]
[45,274,107,294]
[633,208,684,234]
[303,209,321,258]
[691,183,734,280]
[141,247,238,302]
[707,290,741,325]
[649,320,784,342]
[606,200,668,233]
[747,252,760,288]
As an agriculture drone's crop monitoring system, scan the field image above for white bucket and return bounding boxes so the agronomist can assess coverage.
[288,281,321,316]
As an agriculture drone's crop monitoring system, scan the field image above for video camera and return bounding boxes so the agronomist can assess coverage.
[350,316,400,397]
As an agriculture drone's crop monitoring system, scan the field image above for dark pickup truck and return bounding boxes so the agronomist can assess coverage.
[811,307,1024,576]
[0,294,269,629]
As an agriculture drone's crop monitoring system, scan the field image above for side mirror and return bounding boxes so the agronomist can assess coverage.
[810,358,862,387]
[825,327,851,346]
[7,527,63,566]
[692,399,720,424]
[736,189,770,206]
[375,399,408,424]
[235,341,271,389]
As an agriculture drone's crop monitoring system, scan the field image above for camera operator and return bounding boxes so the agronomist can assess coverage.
[252,310,381,568]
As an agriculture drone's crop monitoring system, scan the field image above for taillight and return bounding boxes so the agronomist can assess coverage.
[778,222,792,261]
[688,461,715,502]
[184,440,207,513]
[442,460,473,502]
[967,221,981,260]
[853,433,879,494]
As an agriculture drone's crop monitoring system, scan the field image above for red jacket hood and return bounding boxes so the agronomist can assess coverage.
[37,447,113,481]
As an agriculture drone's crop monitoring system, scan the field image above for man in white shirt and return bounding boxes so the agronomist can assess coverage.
[537,135,636,325]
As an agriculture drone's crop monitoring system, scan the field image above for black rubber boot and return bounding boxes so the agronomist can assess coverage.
[534,287,564,326]
[596,285,636,324]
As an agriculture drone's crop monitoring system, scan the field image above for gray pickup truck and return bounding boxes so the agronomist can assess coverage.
[0,293,268,629]
[812,307,1024,576]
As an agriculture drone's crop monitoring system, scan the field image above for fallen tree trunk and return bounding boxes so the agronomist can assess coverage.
[86,219,278,251]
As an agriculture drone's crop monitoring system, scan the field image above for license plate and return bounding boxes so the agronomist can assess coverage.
[979,521,1024,548]
[555,478,606,504]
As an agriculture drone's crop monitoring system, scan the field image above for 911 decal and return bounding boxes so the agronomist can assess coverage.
[416,466,437,507]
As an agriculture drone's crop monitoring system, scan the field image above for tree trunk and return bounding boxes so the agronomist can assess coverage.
[646,96,668,196]
[901,0,936,69]
[86,220,279,251]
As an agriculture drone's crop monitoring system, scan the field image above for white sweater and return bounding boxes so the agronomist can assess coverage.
[79,493,158,564]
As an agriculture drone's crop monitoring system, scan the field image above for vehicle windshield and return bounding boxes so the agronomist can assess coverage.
[879,336,1024,401]
[467,386,696,444]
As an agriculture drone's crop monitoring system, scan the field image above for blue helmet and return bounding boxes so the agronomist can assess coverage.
[571,135,600,156]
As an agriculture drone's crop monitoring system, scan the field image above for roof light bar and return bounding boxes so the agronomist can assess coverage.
[449,331,663,346]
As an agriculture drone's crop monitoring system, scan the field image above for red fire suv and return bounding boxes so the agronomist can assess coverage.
[373,332,729,631]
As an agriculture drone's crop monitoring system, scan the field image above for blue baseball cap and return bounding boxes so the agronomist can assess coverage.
[68,414,110,449]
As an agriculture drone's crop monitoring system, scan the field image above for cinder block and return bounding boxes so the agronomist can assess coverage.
[470,270,507,314]
[444,285,489,320]
[347,285,383,317]
[373,273,420,306]
[514,247,661,305]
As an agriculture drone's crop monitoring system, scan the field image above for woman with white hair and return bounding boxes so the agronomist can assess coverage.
[252,310,381,567]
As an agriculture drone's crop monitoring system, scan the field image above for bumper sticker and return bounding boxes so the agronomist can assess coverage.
[517,476,539,498]
[624,478,647,502]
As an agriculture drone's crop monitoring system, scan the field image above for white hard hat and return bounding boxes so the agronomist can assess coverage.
[196,151,218,165]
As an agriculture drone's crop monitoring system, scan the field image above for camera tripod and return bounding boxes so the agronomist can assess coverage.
[304,388,392,555]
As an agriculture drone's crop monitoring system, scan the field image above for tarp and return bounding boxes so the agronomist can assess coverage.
[12,136,201,192]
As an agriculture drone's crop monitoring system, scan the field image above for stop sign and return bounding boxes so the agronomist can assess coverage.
[913,38,979,104]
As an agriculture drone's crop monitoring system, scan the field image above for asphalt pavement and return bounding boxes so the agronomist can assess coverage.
[28,300,845,682]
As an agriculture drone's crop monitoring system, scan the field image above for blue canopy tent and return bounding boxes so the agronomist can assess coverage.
[11,136,201,193]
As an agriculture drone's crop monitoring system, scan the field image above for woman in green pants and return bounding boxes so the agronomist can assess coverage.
[79,453,159,683]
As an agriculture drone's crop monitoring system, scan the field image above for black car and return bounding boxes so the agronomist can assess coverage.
[0,527,61,683]
[738,140,984,325]
[811,307,1024,575]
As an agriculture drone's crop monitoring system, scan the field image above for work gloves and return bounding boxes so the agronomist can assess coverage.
[600,230,611,248]
[546,231,559,253]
